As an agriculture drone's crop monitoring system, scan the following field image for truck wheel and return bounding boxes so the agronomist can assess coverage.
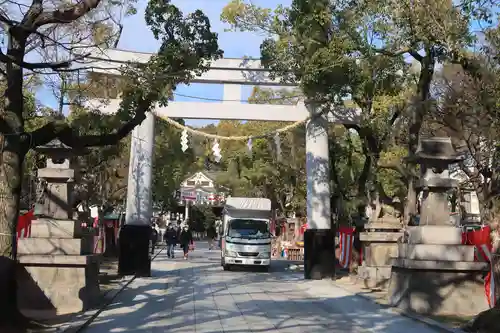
[223,264,231,271]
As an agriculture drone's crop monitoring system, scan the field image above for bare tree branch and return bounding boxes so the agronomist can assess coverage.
[408,50,423,62]
[33,0,102,28]
[0,9,10,25]
[21,0,43,27]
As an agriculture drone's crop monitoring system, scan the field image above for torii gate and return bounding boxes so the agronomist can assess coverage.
[85,48,358,279]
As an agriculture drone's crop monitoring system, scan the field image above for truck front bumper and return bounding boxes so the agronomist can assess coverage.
[225,257,270,266]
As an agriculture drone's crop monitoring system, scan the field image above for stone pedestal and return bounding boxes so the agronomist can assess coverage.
[17,140,100,319]
[389,226,489,315]
[359,220,403,290]
[388,137,489,316]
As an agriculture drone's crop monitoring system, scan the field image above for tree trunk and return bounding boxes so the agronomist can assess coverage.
[405,48,435,225]
[0,138,24,325]
[0,29,28,327]
[357,154,373,201]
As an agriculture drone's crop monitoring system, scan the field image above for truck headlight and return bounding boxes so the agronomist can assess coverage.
[258,252,270,259]
[225,250,237,257]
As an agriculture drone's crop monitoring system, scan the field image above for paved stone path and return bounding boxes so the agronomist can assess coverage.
[84,243,444,333]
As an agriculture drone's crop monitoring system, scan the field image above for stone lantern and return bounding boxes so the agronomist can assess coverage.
[16,139,100,319]
[413,137,463,226]
[34,139,85,219]
[388,137,489,316]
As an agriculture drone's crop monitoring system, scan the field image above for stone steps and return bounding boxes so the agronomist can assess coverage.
[18,238,93,255]
[30,219,80,238]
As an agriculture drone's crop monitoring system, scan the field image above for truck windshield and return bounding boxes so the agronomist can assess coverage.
[227,219,269,239]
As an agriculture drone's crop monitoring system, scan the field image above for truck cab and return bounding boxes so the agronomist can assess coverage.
[221,197,272,271]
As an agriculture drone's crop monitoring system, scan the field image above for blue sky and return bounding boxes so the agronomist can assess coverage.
[37,0,290,128]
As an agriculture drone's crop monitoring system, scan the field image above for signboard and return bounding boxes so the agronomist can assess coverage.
[181,189,196,201]
[179,187,227,205]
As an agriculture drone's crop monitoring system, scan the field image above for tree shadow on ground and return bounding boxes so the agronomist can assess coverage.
[82,250,440,333]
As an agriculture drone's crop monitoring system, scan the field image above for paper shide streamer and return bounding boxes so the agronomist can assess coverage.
[212,139,221,162]
[180,129,189,152]
[274,133,282,161]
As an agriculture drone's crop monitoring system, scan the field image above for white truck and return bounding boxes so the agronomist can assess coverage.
[220,197,273,271]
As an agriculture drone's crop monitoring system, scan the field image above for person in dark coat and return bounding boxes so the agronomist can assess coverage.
[150,226,158,255]
[164,224,178,258]
[207,225,217,250]
[179,225,193,260]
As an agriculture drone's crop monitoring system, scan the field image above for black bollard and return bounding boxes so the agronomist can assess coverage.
[304,228,335,280]
[118,224,152,277]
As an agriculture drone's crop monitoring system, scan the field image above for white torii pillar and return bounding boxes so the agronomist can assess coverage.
[304,103,333,280]
[119,112,155,276]
[125,112,155,225]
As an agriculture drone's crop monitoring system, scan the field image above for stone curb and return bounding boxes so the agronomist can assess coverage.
[331,280,466,333]
[52,247,166,333]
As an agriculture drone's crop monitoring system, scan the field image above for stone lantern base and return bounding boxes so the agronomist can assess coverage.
[17,218,100,319]
[358,220,403,290]
[387,225,489,316]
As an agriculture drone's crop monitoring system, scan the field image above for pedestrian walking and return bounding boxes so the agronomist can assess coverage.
[150,224,158,255]
[207,225,217,250]
[164,224,178,258]
[179,225,193,260]
[216,219,223,248]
